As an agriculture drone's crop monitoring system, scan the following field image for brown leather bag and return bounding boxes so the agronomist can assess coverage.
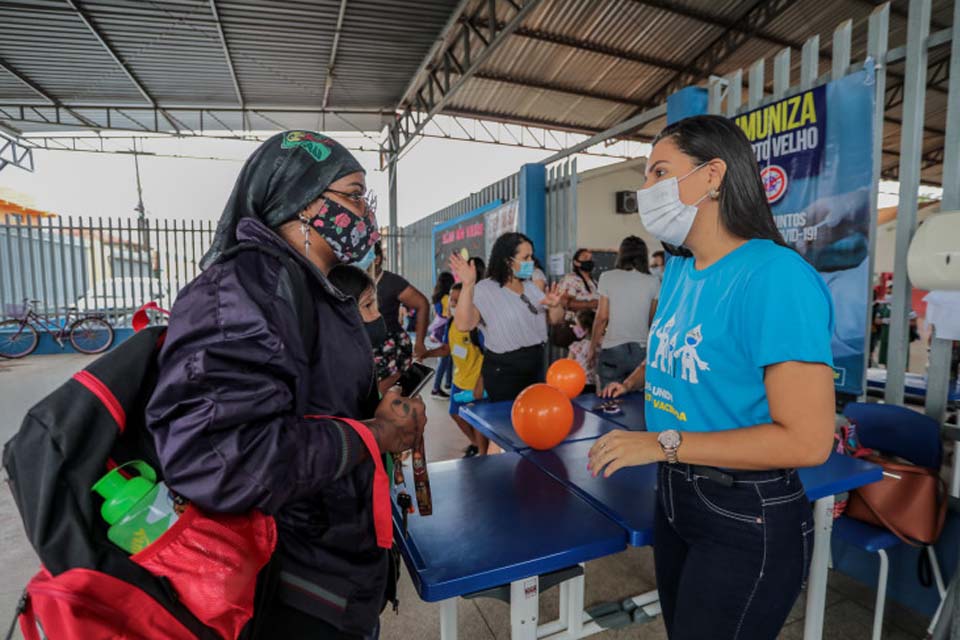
[845,454,948,547]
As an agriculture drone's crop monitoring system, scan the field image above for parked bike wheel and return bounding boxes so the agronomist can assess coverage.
[69,317,114,354]
[0,320,40,359]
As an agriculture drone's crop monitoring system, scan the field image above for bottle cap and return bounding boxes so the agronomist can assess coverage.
[91,460,157,525]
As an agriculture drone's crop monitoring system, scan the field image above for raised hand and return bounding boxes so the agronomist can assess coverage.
[541,282,563,308]
[448,253,477,286]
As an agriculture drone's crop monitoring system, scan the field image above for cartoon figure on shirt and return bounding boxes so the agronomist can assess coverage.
[673,324,709,384]
[648,318,660,346]
[649,316,676,371]
[666,335,677,376]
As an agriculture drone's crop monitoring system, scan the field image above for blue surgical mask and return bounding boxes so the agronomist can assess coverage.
[514,259,535,280]
[355,245,376,270]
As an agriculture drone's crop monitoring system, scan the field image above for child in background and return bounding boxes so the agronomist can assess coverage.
[568,309,598,394]
[328,265,413,395]
[429,272,455,398]
[423,283,490,457]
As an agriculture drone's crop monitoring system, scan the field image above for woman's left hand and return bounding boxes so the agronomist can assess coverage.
[587,430,662,478]
[541,283,563,309]
[599,381,627,398]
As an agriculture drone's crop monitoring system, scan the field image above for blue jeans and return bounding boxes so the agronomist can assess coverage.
[433,355,452,391]
[654,463,814,640]
[598,341,646,388]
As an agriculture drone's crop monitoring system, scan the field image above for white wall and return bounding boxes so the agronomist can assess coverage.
[575,158,658,253]
[873,219,897,275]
[872,205,938,280]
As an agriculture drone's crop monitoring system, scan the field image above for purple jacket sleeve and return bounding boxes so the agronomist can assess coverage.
[146,268,368,515]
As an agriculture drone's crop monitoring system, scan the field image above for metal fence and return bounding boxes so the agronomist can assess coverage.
[544,158,578,279]
[0,215,214,326]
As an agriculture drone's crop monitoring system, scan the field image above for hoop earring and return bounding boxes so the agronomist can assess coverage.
[299,215,311,254]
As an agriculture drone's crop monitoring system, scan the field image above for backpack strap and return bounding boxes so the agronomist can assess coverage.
[3,591,25,640]
[217,243,317,355]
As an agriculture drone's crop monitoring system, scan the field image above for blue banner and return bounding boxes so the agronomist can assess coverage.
[734,67,875,395]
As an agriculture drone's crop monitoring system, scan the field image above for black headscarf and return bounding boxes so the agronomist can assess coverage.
[201,130,365,268]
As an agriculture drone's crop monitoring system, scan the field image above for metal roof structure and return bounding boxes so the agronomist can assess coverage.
[0,0,461,134]
[0,0,953,183]
[385,0,954,184]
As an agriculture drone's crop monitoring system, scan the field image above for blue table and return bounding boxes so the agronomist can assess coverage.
[800,451,884,502]
[459,402,883,640]
[525,439,878,545]
[866,367,960,402]
[524,441,657,547]
[392,452,628,639]
[460,401,624,451]
[392,453,625,602]
[573,392,647,431]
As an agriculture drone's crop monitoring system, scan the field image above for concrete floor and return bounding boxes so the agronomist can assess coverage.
[0,354,932,638]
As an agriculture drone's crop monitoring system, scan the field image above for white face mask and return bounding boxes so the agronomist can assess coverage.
[636,163,710,246]
[650,266,664,277]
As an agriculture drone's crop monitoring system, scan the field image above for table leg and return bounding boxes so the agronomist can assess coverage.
[803,495,835,640]
[567,570,585,637]
[558,579,568,630]
[511,577,539,640]
[440,598,458,640]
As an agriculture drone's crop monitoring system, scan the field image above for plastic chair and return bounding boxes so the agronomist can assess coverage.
[835,402,947,640]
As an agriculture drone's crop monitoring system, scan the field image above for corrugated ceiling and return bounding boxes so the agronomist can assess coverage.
[0,0,952,181]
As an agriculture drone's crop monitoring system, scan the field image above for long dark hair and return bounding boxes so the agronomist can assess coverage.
[433,271,455,304]
[572,247,594,289]
[615,236,649,273]
[487,232,533,286]
[653,115,786,252]
[469,256,486,281]
[328,264,375,300]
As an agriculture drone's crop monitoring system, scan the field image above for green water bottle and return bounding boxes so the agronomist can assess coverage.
[91,460,182,554]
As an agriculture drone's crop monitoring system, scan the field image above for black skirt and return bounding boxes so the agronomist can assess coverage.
[481,344,545,402]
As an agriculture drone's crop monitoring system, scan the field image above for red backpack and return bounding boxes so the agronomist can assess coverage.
[2,244,318,640]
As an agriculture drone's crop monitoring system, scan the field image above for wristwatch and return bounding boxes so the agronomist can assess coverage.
[657,429,683,464]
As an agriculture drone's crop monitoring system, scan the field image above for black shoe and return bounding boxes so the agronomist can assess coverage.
[462,445,479,458]
[431,388,450,399]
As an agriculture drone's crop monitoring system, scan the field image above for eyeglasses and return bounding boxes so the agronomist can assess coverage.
[326,188,378,216]
[519,293,540,316]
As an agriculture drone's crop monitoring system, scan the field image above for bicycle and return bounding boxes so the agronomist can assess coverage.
[0,299,115,358]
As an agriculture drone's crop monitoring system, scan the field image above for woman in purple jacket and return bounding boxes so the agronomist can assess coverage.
[146,131,426,639]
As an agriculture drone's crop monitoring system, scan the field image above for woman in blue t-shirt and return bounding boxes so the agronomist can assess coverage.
[588,115,836,640]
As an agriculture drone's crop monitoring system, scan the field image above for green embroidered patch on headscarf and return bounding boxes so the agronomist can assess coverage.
[280,131,333,162]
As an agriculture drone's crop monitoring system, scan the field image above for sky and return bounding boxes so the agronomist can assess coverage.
[0,131,618,227]
[0,129,938,227]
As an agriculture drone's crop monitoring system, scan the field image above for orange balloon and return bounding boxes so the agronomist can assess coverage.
[546,358,587,399]
[511,383,574,450]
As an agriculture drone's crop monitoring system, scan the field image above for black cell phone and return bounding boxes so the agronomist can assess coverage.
[398,362,435,397]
